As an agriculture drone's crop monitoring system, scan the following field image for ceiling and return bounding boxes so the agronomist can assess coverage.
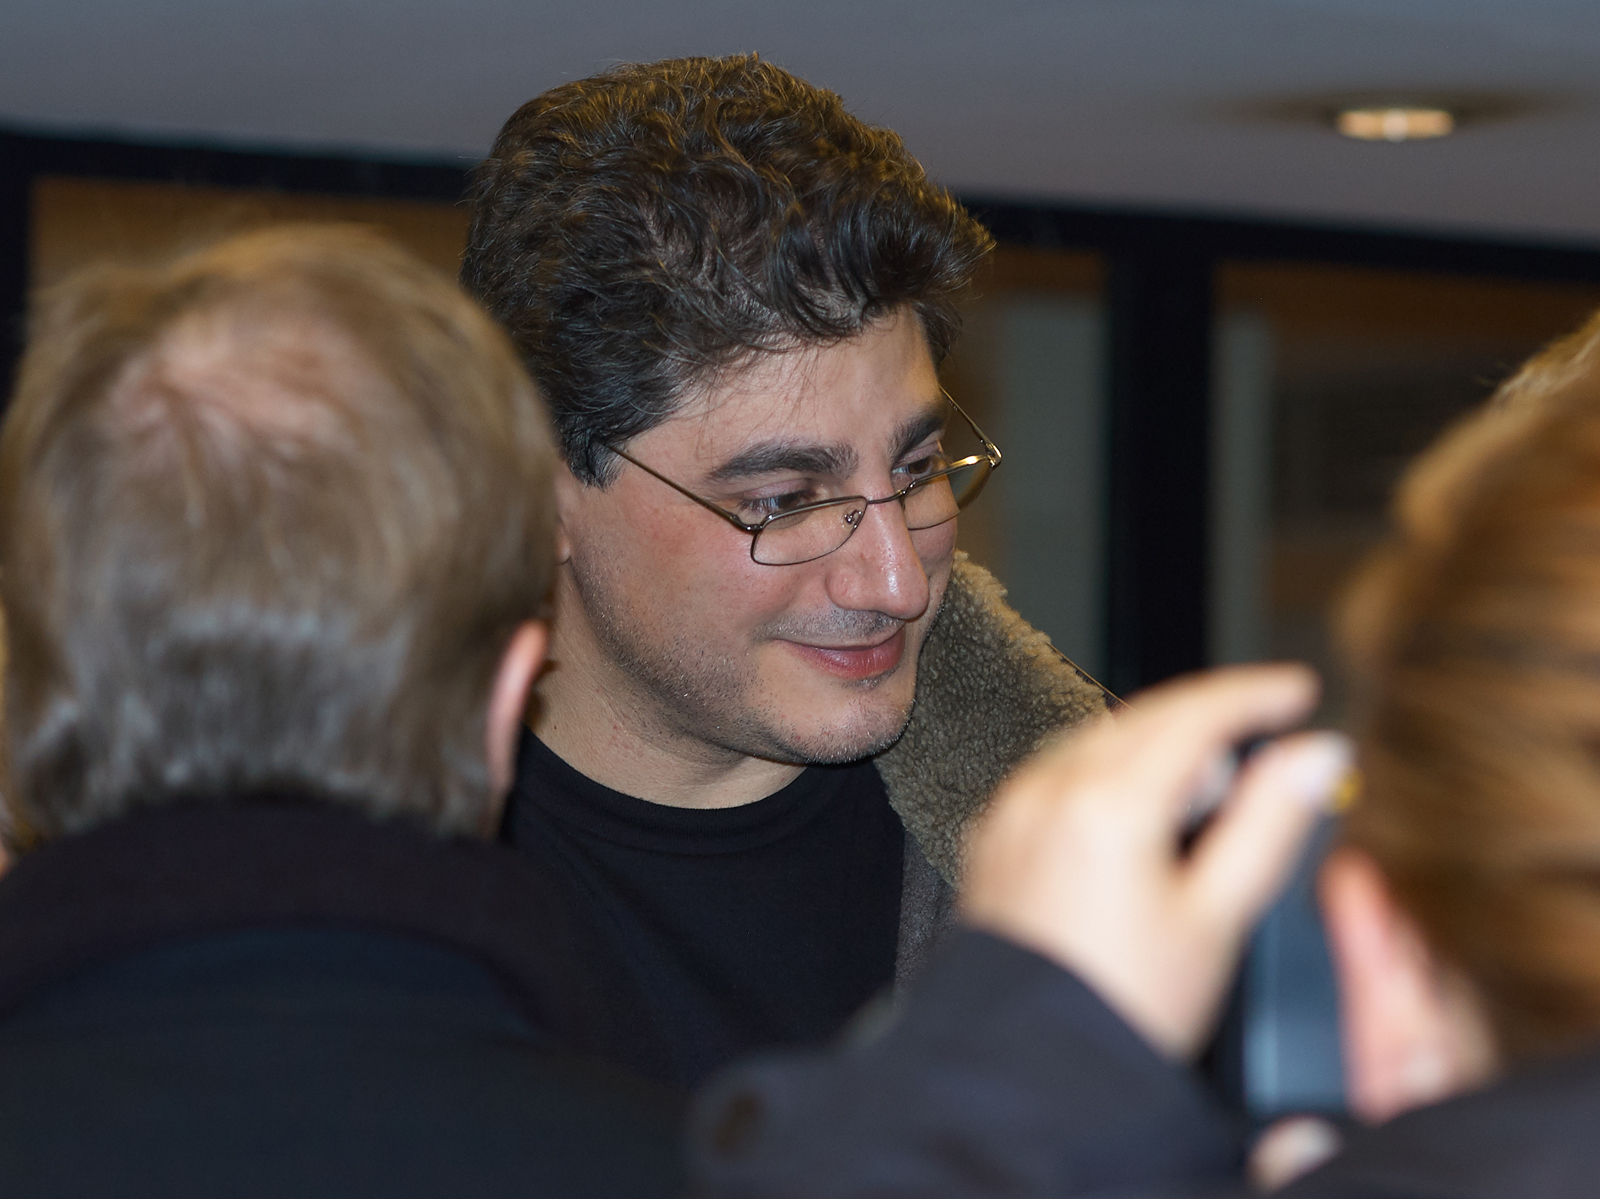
[4,0,1600,245]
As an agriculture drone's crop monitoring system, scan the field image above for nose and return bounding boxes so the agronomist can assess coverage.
[821,497,933,622]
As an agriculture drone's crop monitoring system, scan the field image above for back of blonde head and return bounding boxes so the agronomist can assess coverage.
[1342,309,1600,1061]
[1,225,556,841]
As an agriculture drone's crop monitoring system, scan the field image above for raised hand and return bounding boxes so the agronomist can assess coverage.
[962,664,1352,1059]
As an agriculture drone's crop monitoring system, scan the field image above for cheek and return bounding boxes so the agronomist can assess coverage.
[914,522,958,576]
[633,516,815,640]
[708,562,821,642]
[596,487,729,586]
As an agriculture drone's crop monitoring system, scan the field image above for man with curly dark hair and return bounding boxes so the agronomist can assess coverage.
[463,55,1104,1089]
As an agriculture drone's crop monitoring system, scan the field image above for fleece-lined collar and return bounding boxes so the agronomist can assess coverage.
[876,554,1107,886]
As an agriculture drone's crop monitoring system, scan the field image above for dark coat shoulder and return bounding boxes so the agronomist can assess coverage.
[0,802,683,1199]
[691,925,1600,1199]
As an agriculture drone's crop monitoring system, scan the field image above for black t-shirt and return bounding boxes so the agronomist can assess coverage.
[501,731,905,1090]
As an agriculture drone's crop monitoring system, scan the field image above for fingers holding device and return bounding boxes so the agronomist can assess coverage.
[961,664,1354,1060]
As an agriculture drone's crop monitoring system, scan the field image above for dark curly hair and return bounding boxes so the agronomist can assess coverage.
[462,54,994,483]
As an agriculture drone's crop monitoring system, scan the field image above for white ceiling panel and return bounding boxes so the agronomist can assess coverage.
[2,0,1598,243]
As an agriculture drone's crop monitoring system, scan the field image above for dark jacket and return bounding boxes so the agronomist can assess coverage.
[0,800,683,1198]
[689,929,1600,1199]
[873,554,1108,986]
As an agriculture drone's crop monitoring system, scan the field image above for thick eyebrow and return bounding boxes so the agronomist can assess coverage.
[706,441,858,484]
[891,405,947,461]
[705,399,947,485]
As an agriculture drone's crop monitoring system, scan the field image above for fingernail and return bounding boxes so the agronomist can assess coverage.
[1249,1116,1343,1191]
[1277,732,1355,810]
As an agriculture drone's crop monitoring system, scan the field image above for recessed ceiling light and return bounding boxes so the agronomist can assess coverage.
[1335,106,1455,142]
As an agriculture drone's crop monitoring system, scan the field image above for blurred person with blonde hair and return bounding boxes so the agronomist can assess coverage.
[0,225,679,1197]
[688,311,1600,1197]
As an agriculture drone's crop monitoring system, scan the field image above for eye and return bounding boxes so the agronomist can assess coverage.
[893,445,952,484]
[735,485,824,521]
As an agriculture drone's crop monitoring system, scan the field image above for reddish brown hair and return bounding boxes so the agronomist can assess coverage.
[1341,308,1600,1060]
[1,224,556,840]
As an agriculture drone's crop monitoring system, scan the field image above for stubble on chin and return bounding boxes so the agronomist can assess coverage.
[565,550,927,767]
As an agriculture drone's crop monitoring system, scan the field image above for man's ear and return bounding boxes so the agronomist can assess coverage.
[1319,848,1496,1124]
[484,620,549,821]
[553,463,584,565]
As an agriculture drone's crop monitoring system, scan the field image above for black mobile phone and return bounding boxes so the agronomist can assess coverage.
[1239,815,1346,1118]
[1064,656,1348,1121]
[1182,736,1345,1119]
[1204,814,1345,1119]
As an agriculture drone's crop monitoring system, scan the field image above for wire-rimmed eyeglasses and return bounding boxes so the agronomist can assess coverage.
[605,391,1002,566]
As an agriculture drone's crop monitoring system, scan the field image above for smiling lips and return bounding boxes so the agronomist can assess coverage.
[787,627,906,680]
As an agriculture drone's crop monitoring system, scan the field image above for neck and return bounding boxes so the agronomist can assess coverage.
[532,633,805,812]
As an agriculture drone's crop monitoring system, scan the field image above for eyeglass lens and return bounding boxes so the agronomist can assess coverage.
[750,457,992,566]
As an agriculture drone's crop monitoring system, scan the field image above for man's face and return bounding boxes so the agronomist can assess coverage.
[552,308,956,766]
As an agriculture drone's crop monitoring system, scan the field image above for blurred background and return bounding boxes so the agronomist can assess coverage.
[7,0,1600,1117]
